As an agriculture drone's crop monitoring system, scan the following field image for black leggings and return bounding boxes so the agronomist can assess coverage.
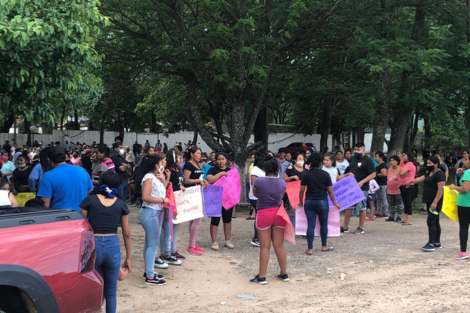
[458,206,470,252]
[400,185,413,215]
[211,207,233,226]
[426,202,441,244]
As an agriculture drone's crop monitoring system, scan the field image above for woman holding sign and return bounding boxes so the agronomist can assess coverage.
[406,156,445,252]
[207,152,235,251]
[448,156,470,259]
[184,146,209,256]
[299,152,341,255]
[251,158,288,284]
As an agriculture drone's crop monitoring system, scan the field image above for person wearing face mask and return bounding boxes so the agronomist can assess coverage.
[10,155,32,195]
[340,143,376,235]
[283,153,305,182]
[111,143,131,201]
[37,146,93,210]
[406,156,445,252]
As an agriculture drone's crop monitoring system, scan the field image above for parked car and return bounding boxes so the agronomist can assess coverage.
[0,206,103,313]
[283,142,315,154]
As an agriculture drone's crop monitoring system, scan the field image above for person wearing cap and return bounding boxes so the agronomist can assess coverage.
[37,146,93,211]
[111,142,130,201]
[277,148,290,176]
[1,155,15,183]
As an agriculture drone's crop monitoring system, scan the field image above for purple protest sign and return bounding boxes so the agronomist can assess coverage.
[327,176,366,211]
[213,168,241,209]
[295,205,340,237]
[203,185,224,217]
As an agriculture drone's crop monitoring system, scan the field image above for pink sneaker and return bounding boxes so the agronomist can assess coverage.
[186,246,202,256]
[454,251,469,260]
[194,244,206,252]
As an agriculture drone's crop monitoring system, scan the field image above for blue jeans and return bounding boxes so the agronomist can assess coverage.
[304,199,329,249]
[139,207,163,278]
[94,235,121,313]
[117,181,128,201]
[159,208,171,255]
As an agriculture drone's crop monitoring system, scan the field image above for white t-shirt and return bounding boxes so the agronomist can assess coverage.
[368,179,380,194]
[141,173,166,210]
[336,159,349,175]
[249,166,265,200]
[322,166,338,184]
[0,190,11,207]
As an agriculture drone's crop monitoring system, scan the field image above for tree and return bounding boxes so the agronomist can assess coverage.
[0,0,107,128]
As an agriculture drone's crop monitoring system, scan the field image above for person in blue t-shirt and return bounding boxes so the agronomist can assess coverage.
[38,146,93,211]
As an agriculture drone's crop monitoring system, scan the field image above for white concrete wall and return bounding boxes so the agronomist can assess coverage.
[1,130,387,153]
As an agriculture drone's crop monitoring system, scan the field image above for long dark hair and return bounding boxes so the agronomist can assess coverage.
[135,155,161,194]
[186,146,201,162]
[39,149,52,174]
[264,159,279,176]
[166,148,181,171]
[324,153,336,167]
[93,171,123,198]
[253,154,266,169]
[403,150,416,164]
[307,152,323,168]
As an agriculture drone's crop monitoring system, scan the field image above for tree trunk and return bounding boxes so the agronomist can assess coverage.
[370,72,392,156]
[409,111,420,148]
[235,153,248,204]
[423,115,432,146]
[192,129,198,146]
[388,110,413,155]
[99,128,105,144]
[23,117,31,147]
[60,104,66,130]
[150,112,160,133]
[319,97,334,153]
[254,108,268,151]
[1,111,15,133]
[74,110,79,130]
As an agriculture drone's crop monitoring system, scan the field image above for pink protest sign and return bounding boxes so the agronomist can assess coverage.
[213,168,241,209]
[295,205,340,237]
[277,204,296,245]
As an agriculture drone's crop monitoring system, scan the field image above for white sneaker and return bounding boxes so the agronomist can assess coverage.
[154,258,169,269]
[224,240,234,249]
[211,242,219,251]
[161,255,182,266]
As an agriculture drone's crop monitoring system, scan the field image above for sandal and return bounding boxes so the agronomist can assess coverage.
[365,216,376,221]
[321,245,334,252]
[232,215,237,218]
[305,249,313,255]
[401,222,413,226]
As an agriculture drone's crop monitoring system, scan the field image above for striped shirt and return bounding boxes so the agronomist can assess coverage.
[92,158,115,186]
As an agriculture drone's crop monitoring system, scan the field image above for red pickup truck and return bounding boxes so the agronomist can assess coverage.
[0,206,103,313]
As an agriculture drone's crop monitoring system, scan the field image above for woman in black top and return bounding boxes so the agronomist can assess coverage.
[406,156,445,252]
[206,152,233,251]
[283,152,305,182]
[183,146,209,255]
[80,171,131,313]
[299,152,340,255]
[11,155,32,195]
[374,151,388,217]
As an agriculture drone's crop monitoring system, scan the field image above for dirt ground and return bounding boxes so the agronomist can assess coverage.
[115,207,470,313]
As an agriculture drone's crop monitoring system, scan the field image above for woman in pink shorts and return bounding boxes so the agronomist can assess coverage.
[250,156,288,285]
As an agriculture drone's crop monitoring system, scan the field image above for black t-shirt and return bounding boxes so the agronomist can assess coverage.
[4,144,11,154]
[375,163,387,186]
[422,170,446,204]
[111,155,129,180]
[207,166,229,181]
[12,167,33,188]
[79,195,130,234]
[81,156,92,173]
[169,169,185,192]
[346,155,375,191]
[183,161,204,187]
[285,166,305,181]
[301,168,332,200]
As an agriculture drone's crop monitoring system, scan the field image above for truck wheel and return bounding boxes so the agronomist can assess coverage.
[0,286,35,313]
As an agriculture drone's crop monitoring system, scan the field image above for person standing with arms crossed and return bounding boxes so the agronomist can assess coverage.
[340,143,376,235]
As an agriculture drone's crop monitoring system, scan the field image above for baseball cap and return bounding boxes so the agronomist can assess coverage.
[47,146,66,163]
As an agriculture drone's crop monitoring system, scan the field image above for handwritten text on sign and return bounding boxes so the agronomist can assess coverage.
[295,205,340,237]
[213,168,241,209]
[442,186,459,222]
[172,186,204,224]
[16,192,36,207]
[327,176,365,210]
[203,185,224,217]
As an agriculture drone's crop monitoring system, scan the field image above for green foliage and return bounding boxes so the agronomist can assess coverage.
[0,0,107,125]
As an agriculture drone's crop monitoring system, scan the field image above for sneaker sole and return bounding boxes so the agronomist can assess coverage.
[154,265,169,269]
[250,281,268,285]
[279,278,289,282]
[166,262,182,266]
[455,256,469,260]
[421,249,435,252]
[145,281,167,286]
[354,232,364,235]
[186,250,202,256]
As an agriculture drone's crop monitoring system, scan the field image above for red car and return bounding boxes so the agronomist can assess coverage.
[0,207,103,313]
[283,142,315,154]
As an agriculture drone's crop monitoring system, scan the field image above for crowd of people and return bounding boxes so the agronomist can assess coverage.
[1,138,470,312]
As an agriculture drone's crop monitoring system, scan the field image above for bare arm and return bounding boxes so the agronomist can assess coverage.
[359,172,376,187]
[253,187,257,198]
[184,169,202,185]
[9,193,18,207]
[407,175,425,186]
[299,185,305,206]
[206,171,228,184]
[450,181,470,193]
[327,186,340,209]
[81,209,88,218]
[41,197,51,208]
[141,179,168,204]
[121,214,132,272]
